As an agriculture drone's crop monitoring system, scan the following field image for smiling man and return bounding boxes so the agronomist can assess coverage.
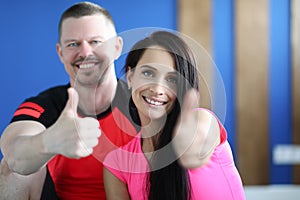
[0,2,138,199]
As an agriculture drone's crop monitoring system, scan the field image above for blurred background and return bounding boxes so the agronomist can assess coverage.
[0,0,299,198]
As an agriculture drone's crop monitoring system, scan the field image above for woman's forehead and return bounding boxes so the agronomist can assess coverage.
[137,47,175,70]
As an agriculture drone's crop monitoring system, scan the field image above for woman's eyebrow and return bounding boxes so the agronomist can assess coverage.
[167,71,178,75]
[139,65,157,71]
[139,64,177,75]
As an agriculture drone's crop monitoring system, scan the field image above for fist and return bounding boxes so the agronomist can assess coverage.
[172,89,220,168]
[43,88,101,158]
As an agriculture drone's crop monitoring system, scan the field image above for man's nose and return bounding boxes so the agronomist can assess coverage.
[78,41,94,57]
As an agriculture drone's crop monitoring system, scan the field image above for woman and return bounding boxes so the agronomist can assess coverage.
[103,31,245,200]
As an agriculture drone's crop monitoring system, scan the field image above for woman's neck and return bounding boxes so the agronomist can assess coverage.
[141,119,164,160]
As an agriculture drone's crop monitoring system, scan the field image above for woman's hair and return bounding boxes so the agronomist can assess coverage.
[124,31,200,200]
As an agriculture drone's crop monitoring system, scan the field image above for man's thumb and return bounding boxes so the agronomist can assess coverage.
[64,87,79,115]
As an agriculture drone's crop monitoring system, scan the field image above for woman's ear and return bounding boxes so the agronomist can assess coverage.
[126,66,133,89]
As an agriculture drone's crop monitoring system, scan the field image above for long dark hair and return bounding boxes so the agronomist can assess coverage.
[124,31,199,200]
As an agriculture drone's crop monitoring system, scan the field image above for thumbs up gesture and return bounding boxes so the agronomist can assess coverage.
[172,89,220,169]
[42,88,101,158]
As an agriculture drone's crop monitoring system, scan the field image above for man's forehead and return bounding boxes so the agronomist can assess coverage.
[62,14,113,29]
[60,15,116,40]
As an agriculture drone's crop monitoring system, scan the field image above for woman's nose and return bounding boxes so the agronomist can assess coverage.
[149,84,165,96]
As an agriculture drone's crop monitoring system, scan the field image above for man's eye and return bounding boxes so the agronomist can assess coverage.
[91,40,102,45]
[67,42,78,47]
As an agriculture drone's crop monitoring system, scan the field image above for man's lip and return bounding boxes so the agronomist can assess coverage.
[73,61,98,68]
[78,63,96,69]
[73,58,99,66]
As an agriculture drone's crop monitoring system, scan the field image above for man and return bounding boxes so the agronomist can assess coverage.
[0,2,137,199]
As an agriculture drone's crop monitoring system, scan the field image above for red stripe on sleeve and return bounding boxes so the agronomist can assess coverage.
[18,102,45,113]
[218,121,227,144]
[13,108,42,118]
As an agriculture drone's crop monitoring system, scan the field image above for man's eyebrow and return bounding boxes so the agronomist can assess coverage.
[62,36,105,44]
[89,36,105,40]
[62,39,77,44]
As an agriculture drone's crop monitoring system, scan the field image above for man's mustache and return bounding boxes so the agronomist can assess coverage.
[72,56,100,66]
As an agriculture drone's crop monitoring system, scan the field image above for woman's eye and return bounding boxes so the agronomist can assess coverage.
[167,76,178,84]
[142,70,153,77]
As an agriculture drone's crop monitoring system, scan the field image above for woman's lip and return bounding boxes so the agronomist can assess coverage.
[143,96,166,106]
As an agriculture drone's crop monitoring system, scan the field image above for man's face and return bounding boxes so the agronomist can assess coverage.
[56,14,122,87]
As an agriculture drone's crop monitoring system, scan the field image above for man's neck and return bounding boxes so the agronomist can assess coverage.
[74,78,117,116]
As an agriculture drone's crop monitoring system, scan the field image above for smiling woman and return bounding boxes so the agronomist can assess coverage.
[103,30,246,200]
[126,47,177,125]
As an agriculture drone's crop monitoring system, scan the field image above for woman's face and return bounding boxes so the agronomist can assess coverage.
[127,46,178,124]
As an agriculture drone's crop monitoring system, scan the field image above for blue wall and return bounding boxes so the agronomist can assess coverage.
[212,0,293,184]
[269,0,292,184]
[212,0,236,159]
[0,0,176,158]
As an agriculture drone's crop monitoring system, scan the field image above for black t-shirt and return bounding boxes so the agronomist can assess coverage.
[10,80,139,200]
[11,80,136,128]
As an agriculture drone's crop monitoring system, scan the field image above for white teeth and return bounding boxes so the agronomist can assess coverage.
[145,97,164,106]
[79,63,95,69]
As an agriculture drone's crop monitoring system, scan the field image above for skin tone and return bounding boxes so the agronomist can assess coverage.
[0,159,45,200]
[104,46,221,200]
[0,14,122,199]
[105,46,177,199]
[0,18,220,199]
[57,14,123,115]
[127,47,177,157]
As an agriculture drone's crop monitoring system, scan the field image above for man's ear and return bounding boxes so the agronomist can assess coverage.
[56,43,63,63]
[114,36,123,60]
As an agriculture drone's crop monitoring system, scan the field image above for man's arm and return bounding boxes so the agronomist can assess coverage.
[1,120,52,174]
[0,158,46,200]
[0,88,101,175]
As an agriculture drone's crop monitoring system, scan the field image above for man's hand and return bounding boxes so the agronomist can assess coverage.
[172,89,220,169]
[43,88,101,158]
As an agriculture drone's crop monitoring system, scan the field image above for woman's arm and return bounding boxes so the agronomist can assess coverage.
[103,167,131,200]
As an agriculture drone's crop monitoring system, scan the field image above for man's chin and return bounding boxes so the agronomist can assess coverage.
[74,77,102,88]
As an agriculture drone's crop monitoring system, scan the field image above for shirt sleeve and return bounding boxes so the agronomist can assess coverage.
[103,148,128,183]
[10,85,68,128]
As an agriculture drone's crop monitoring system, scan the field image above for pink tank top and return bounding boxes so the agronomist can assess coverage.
[104,122,246,200]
